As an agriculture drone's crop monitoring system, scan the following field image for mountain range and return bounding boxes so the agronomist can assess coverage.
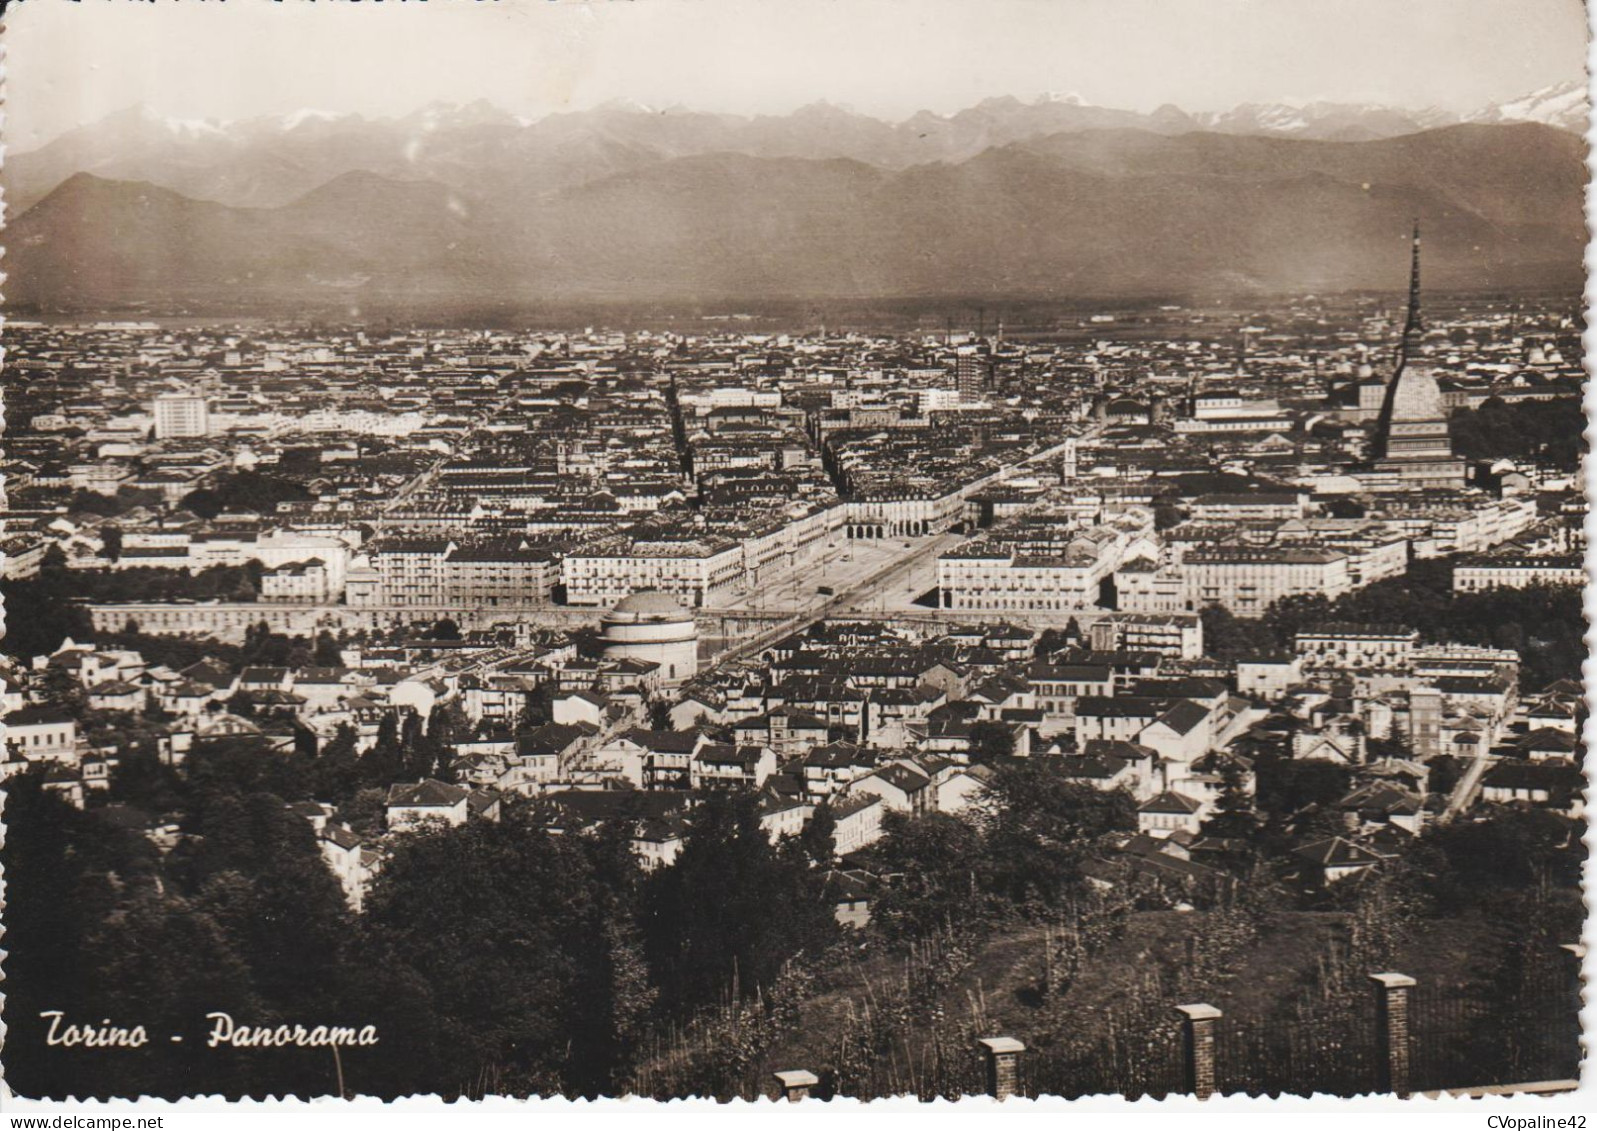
[5,84,1588,312]
[9,83,1587,213]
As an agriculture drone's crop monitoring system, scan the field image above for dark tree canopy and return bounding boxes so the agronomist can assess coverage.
[976,760,1136,907]
[360,806,649,1096]
[181,471,313,520]
[1238,558,1583,691]
[863,810,992,940]
[642,792,835,1016]
[1450,397,1585,470]
[1254,754,1353,816]
[969,720,1016,763]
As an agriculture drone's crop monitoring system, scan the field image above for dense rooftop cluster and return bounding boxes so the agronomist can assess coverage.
[0,291,1584,919]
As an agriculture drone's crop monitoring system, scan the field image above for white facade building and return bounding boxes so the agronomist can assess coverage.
[153,393,210,439]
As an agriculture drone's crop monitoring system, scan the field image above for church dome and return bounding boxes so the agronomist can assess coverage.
[600,590,699,686]
[605,590,692,624]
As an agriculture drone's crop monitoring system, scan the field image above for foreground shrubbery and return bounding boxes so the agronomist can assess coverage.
[2,731,1580,1099]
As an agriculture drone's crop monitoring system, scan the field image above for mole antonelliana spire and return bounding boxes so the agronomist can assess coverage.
[1371,219,1467,489]
[1400,220,1424,360]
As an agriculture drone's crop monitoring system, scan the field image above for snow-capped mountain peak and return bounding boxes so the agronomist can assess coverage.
[279,108,349,132]
[1469,79,1588,131]
[111,104,231,139]
[1199,102,1312,133]
[159,114,227,139]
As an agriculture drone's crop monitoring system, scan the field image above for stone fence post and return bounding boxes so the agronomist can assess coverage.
[977,1036,1025,1099]
[1175,1003,1221,1099]
[1369,972,1416,1096]
[1560,942,1585,986]
[772,1069,818,1102]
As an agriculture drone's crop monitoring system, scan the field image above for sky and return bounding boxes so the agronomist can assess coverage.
[4,0,1589,151]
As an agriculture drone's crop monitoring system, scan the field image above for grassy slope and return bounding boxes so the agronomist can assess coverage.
[767,907,1511,1075]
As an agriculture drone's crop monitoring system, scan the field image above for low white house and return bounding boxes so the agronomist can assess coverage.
[552,689,607,728]
[1136,790,1210,839]
[832,794,885,856]
[385,779,470,830]
[3,707,80,764]
[317,822,379,912]
[758,795,814,844]
[936,765,993,814]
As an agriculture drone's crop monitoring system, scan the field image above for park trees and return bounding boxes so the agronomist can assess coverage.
[975,759,1136,908]
[357,806,653,1095]
[642,792,835,1017]
[968,719,1016,763]
[864,810,992,940]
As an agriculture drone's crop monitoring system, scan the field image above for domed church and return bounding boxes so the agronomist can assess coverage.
[600,591,700,687]
[1370,223,1468,491]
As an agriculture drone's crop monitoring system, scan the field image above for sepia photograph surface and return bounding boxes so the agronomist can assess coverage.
[0,0,1589,1106]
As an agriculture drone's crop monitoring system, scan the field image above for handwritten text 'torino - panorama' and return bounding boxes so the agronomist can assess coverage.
[39,1010,379,1049]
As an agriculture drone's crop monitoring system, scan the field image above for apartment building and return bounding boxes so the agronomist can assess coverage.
[938,511,1156,612]
[1294,623,1421,673]
[562,537,745,607]
[1183,546,1352,617]
[1453,554,1585,593]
